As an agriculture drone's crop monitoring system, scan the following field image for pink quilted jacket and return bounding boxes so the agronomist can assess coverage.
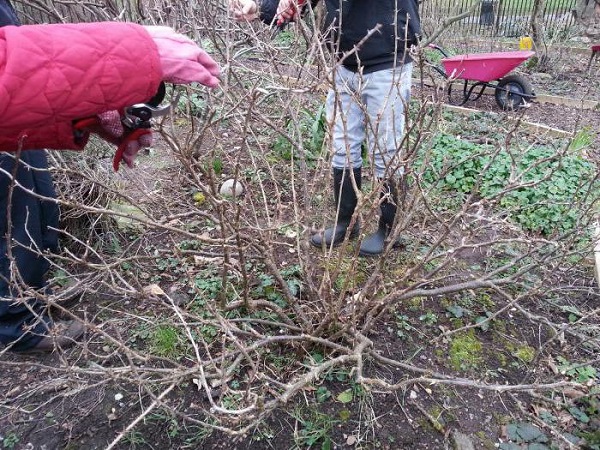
[0,22,162,151]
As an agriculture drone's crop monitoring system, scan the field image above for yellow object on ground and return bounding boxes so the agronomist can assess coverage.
[519,36,533,50]
[192,192,206,205]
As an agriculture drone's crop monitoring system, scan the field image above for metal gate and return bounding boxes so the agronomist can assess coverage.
[421,0,578,37]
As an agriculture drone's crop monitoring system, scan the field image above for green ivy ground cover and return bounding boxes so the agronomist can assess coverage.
[418,133,599,236]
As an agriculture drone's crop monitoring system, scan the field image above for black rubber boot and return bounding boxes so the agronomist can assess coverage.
[359,180,398,257]
[311,168,361,248]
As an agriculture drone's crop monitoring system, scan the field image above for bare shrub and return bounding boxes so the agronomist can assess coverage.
[4,1,599,448]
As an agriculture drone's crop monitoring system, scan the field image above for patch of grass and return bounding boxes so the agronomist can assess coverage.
[148,411,181,439]
[272,29,296,47]
[123,430,147,448]
[150,325,185,358]
[250,424,276,445]
[211,156,223,175]
[183,424,215,446]
[290,406,337,450]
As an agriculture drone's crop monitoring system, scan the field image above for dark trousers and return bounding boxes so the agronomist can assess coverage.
[0,151,59,351]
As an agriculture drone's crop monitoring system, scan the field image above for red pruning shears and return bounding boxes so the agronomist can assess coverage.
[113,82,170,171]
[276,0,307,27]
[73,82,170,171]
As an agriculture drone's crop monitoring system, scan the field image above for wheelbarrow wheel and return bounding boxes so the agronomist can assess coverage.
[494,74,534,110]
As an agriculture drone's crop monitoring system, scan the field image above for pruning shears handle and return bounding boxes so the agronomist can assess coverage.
[112,127,152,171]
[73,82,170,171]
[114,82,170,170]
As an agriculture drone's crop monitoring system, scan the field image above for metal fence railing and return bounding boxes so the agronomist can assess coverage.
[420,0,578,38]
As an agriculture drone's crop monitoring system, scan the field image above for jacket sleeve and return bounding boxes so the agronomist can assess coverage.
[0,22,163,151]
[258,0,280,24]
[258,0,320,26]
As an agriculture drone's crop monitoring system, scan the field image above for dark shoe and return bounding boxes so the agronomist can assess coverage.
[359,226,403,256]
[310,220,359,248]
[359,226,386,256]
[310,167,361,248]
[359,179,399,257]
[20,320,85,353]
[48,289,85,311]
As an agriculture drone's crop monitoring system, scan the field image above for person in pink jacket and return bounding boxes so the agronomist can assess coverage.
[0,18,220,353]
[0,21,219,160]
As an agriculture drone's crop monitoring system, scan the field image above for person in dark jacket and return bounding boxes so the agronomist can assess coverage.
[230,0,421,256]
[0,0,82,353]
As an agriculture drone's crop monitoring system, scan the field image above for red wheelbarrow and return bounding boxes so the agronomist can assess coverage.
[427,44,536,110]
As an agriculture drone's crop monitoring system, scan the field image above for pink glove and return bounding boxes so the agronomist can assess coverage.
[276,0,306,25]
[97,111,153,169]
[230,0,260,21]
[144,26,220,87]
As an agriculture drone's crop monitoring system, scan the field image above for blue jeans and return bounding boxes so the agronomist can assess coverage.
[0,151,59,351]
[326,63,413,178]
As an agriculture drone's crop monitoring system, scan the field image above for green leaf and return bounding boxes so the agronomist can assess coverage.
[568,313,578,323]
[316,386,331,403]
[528,444,551,450]
[498,444,522,450]
[446,305,464,318]
[568,406,590,423]
[336,389,353,404]
[475,316,490,331]
[311,352,324,364]
[505,422,548,443]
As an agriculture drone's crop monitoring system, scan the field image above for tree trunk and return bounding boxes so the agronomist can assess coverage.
[530,0,545,48]
[530,0,548,68]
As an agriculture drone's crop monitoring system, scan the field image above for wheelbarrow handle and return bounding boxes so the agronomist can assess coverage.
[427,43,450,58]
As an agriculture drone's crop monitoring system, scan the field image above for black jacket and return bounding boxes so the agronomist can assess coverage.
[259,0,421,72]
[0,0,19,26]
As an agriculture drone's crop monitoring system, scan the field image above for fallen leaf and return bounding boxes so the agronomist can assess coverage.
[6,386,20,397]
[563,388,586,399]
[336,389,353,404]
[143,284,165,296]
